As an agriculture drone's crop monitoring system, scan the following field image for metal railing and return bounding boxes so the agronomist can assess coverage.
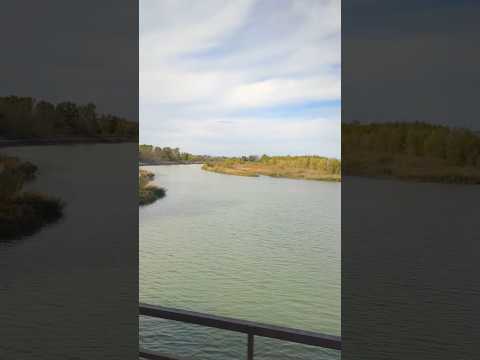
[139,303,341,360]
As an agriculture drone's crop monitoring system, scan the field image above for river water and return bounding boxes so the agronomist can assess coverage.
[3,146,478,359]
[140,164,341,360]
[0,144,138,360]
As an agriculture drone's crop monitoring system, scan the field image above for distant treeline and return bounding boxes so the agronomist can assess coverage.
[210,155,341,174]
[0,95,137,139]
[342,122,480,183]
[343,122,480,167]
[139,144,221,164]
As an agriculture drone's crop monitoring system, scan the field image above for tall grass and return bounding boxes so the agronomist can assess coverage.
[202,155,341,182]
[139,169,166,205]
[0,155,63,240]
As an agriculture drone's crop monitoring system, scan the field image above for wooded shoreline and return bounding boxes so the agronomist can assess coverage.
[140,160,204,166]
[343,122,480,184]
[0,137,136,148]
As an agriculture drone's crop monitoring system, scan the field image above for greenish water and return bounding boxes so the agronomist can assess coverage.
[140,164,340,359]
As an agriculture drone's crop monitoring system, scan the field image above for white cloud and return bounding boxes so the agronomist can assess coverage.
[141,115,340,157]
[224,76,340,108]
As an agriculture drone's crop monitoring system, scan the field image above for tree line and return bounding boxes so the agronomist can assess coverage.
[139,144,221,163]
[343,122,480,167]
[0,95,137,139]
[139,143,342,175]
[210,155,341,175]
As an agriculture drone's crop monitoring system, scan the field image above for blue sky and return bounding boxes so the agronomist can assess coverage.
[140,0,340,157]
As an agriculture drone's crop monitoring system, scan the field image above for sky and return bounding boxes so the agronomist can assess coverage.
[1,1,138,120]
[343,0,480,130]
[140,0,340,157]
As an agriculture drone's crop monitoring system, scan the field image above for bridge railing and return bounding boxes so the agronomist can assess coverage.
[139,303,341,360]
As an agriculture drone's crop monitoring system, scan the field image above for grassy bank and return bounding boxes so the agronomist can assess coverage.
[344,151,480,184]
[139,169,166,206]
[0,155,63,240]
[202,155,341,182]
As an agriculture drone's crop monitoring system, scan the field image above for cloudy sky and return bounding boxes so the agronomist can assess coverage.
[343,0,480,131]
[140,0,340,157]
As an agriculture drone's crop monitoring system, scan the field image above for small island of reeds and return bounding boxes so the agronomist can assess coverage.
[202,155,341,181]
[139,169,166,206]
[0,155,63,240]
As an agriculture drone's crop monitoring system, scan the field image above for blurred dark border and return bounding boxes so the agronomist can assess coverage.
[342,1,480,359]
[0,1,138,359]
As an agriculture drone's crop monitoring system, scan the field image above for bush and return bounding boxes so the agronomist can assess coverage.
[0,193,63,239]
[0,155,63,240]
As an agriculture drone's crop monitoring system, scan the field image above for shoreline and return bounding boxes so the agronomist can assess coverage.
[202,164,341,182]
[140,161,204,166]
[0,137,136,148]
[344,152,480,185]
[344,172,480,185]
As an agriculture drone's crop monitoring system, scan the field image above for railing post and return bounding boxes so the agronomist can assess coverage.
[247,334,253,360]
[247,333,254,360]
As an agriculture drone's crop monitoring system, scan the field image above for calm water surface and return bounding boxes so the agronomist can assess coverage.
[140,165,341,360]
[343,176,480,359]
[0,144,137,360]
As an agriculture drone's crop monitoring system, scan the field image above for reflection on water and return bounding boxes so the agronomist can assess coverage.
[140,165,341,360]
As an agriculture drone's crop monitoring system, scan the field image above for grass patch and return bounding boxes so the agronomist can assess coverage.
[139,169,166,206]
[202,159,341,182]
[0,193,63,239]
[201,164,259,177]
[0,154,64,240]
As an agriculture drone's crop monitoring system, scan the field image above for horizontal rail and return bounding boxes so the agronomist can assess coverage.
[139,348,192,360]
[139,303,341,351]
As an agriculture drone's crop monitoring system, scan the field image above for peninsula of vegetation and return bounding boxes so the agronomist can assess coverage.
[0,95,137,144]
[139,145,341,181]
[0,155,63,240]
[343,122,480,184]
[139,169,166,206]
[202,155,341,181]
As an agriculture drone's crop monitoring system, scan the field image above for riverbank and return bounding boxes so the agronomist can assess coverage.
[202,159,341,182]
[344,151,480,184]
[0,155,63,240]
[139,169,166,206]
[342,122,480,184]
[0,136,136,148]
[139,160,204,166]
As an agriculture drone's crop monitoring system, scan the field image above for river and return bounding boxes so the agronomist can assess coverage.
[0,144,138,360]
[140,164,341,360]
